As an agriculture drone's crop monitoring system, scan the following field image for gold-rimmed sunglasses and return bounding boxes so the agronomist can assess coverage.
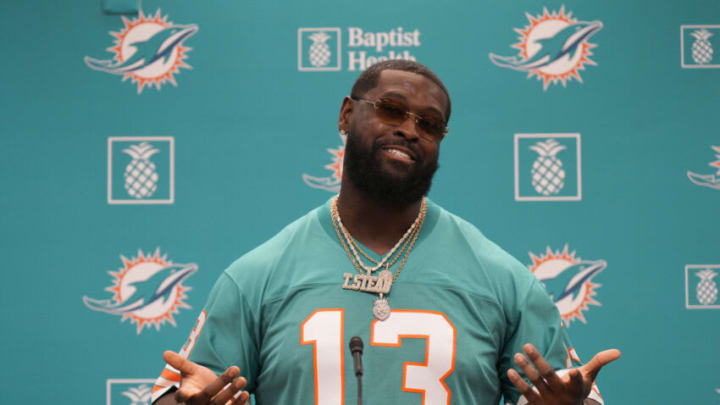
[351,96,448,141]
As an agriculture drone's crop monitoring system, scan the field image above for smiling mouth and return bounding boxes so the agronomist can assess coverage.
[383,147,415,163]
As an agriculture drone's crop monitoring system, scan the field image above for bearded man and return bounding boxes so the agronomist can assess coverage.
[151,60,620,405]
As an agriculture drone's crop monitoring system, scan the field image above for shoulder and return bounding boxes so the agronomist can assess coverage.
[224,204,324,281]
[427,201,542,304]
[431,202,527,274]
[217,200,341,299]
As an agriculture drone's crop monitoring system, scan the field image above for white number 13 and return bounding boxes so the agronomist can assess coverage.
[301,309,457,405]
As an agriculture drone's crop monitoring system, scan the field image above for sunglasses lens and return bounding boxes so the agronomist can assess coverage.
[375,102,407,124]
[419,120,445,138]
[367,99,446,140]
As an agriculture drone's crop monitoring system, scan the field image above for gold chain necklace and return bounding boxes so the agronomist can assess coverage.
[346,222,415,271]
[333,198,424,273]
[330,196,424,279]
[331,196,426,320]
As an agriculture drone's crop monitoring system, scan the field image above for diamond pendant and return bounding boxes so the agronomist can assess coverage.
[373,294,391,321]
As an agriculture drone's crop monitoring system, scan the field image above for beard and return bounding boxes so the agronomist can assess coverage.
[342,131,439,207]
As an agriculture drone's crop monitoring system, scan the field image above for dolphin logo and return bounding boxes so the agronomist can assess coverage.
[490,20,603,71]
[687,171,720,189]
[687,147,720,190]
[541,260,606,303]
[303,133,345,193]
[85,24,198,75]
[302,174,342,192]
[83,263,197,315]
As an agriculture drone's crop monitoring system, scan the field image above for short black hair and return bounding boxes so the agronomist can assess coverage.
[350,60,451,123]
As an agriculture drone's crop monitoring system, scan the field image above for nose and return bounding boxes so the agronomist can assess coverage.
[393,115,421,141]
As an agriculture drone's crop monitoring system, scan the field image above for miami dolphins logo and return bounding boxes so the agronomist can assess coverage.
[83,248,197,334]
[528,245,607,325]
[84,9,198,94]
[302,132,346,192]
[687,145,720,190]
[489,7,603,90]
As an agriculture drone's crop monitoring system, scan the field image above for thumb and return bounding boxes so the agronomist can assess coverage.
[580,349,621,381]
[164,350,196,375]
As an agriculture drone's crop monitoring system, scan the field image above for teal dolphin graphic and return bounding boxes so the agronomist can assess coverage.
[83,263,197,314]
[85,24,198,74]
[302,174,342,192]
[688,171,720,190]
[489,21,603,71]
[541,260,606,303]
[303,134,345,192]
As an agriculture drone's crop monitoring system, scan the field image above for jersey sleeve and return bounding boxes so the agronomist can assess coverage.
[151,271,261,404]
[498,279,604,405]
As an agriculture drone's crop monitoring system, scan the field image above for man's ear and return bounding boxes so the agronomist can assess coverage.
[338,96,353,133]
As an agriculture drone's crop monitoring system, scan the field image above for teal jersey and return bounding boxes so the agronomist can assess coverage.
[152,199,587,405]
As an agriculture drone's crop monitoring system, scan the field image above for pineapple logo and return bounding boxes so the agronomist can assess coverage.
[107,379,156,405]
[108,137,174,204]
[687,145,720,190]
[298,28,341,71]
[121,384,152,405]
[302,132,346,192]
[685,265,720,309]
[530,139,566,195]
[309,32,332,67]
[515,133,581,201]
[682,25,720,68]
[123,142,159,199]
[84,9,198,94]
[696,269,719,306]
[691,29,714,65]
[528,245,607,326]
[489,7,602,90]
[83,248,197,334]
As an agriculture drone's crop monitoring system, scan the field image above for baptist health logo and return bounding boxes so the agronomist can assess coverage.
[84,9,198,93]
[489,7,602,90]
[108,137,174,204]
[298,27,421,71]
[83,248,197,333]
[106,379,154,405]
[681,25,720,68]
[687,145,720,190]
[685,265,720,309]
[515,133,581,201]
[529,245,607,326]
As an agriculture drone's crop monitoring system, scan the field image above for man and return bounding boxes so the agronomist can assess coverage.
[152,60,620,405]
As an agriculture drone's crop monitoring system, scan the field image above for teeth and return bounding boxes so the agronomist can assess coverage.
[387,149,411,159]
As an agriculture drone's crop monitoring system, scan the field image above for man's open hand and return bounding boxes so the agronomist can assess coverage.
[163,351,250,405]
[507,344,621,405]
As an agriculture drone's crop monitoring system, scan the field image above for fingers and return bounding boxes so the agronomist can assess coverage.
[209,377,247,405]
[522,344,565,389]
[198,367,242,404]
[164,351,197,375]
[229,387,251,405]
[513,350,551,397]
[507,368,542,403]
[509,343,618,403]
[230,390,250,405]
[176,366,240,405]
[580,348,621,381]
